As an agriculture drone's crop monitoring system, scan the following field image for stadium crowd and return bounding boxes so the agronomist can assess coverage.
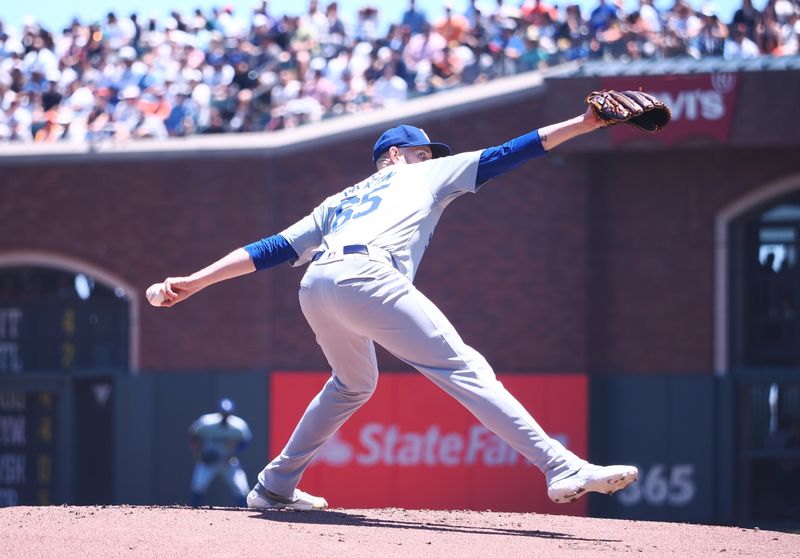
[0,0,798,143]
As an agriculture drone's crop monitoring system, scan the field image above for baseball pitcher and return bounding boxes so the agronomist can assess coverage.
[151,92,668,510]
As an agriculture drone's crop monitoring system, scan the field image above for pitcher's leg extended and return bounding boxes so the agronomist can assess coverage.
[345,274,637,501]
[251,276,380,510]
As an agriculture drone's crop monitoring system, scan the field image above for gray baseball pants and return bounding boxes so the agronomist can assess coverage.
[258,249,585,497]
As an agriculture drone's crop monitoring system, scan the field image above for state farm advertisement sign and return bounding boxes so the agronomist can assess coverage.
[601,73,739,146]
[269,372,588,514]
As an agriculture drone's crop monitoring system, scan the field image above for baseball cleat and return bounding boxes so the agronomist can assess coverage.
[247,483,329,511]
[547,464,638,504]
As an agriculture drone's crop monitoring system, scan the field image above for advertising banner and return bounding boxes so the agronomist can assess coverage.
[589,375,716,523]
[601,73,740,146]
[270,372,587,514]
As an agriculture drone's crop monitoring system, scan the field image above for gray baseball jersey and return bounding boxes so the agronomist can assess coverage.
[259,152,585,498]
[281,150,483,281]
[190,413,252,461]
[190,413,251,498]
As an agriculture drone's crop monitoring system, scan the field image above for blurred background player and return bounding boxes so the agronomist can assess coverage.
[188,398,252,507]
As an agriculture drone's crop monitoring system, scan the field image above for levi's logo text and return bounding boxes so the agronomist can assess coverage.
[602,73,739,145]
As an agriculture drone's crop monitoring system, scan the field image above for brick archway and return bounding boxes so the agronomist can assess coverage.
[0,250,140,371]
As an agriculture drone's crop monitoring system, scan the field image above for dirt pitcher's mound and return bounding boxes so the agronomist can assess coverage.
[2,506,797,557]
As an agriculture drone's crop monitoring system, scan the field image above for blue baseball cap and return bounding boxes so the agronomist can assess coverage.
[372,124,451,163]
[218,398,235,414]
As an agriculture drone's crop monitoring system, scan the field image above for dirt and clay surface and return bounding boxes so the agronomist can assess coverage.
[2,505,798,558]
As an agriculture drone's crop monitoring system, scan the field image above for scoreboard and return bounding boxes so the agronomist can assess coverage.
[0,389,57,506]
[0,302,128,374]
[0,297,127,506]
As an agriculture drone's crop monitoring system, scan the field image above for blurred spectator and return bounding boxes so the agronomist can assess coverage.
[110,45,148,91]
[372,62,409,106]
[232,59,259,90]
[215,6,247,39]
[202,106,227,134]
[355,6,380,42]
[463,5,489,50]
[665,3,703,57]
[588,0,619,36]
[776,1,799,55]
[521,0,559,27]
[520,27,550,70]
[85,88,113,142]
[228,88,257,132]
[304,67,336,114]
[103,12,135,50]
[638,0,662,34]
[695,7,729,57]
[488,18,525,76]
[732,0,762,41]
[435,3,471,45]
[41,76,63,111]
[404,23,447,92]
[557,4,590,61]
[598,16,628,59]
[724,22,761,59]
[301,0,329,38]
[760,2,789,55]
[429,45,463,91]
[322,2,348,58]
[113,84,144,139]
[622,11,657,60]
[21,35,58,81]
[402,0,428,35]
[363,45,384,84]
[269,69,302,130]
[33,108,64,142]
[164,87,196,136]
[137,86,172,139]
[490,0,523,21]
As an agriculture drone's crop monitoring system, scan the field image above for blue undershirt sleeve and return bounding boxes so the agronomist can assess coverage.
[476,129,547,187]
[243,233,299,271]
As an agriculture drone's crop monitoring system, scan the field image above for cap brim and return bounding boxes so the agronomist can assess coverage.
[405,141,451,159]
[429,142,451,159]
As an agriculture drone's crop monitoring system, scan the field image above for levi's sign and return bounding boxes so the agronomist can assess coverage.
[269,371,588,513]
[602,73,740,145]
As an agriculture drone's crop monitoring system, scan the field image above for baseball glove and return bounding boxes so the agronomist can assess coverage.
[585,89,672,132]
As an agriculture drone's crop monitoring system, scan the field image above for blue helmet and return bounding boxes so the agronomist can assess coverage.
[218,398,235,414]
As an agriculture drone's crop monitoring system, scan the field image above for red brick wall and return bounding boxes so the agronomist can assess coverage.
[584,146,800,373]
[2,69,799,375]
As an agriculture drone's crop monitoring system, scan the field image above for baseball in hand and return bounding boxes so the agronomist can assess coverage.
[146,283,167,307]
